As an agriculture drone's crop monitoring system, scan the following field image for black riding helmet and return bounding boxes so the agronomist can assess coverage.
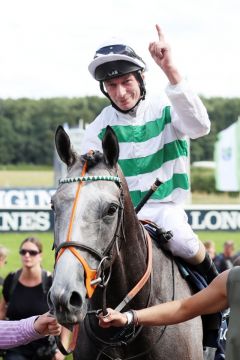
[88,42,147,113]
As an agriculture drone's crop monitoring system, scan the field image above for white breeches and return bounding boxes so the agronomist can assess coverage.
[137,202,200,260]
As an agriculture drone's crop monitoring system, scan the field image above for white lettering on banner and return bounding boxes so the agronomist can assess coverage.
[219,211,240,230]
[188,210,240,231]
[1,212,19,231]
[0,189,56,208]
[5,190,25,207]
[0,192,5,206]
[204,211,222,230]
[190,211,204,230]
[0,211,50,231]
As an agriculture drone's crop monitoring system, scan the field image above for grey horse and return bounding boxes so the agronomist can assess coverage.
[48,125,204,360]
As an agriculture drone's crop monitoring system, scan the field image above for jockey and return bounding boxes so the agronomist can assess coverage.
[81,24,218,283]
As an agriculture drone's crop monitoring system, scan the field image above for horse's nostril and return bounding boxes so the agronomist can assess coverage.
[70,291,82,308]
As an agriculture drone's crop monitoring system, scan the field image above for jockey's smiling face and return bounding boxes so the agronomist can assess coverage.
[104,73,141,112]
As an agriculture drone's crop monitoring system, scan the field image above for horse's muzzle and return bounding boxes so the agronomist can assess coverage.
[48,286,85,325]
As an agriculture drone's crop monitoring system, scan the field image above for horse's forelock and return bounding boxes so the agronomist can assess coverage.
[81,151,104,169]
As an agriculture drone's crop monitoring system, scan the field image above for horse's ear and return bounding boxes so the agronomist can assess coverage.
[55,125,76,167]
[102,126,119,167]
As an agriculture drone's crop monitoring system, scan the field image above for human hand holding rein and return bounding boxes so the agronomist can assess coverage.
[34,312,62,336]
[98,308,135,328]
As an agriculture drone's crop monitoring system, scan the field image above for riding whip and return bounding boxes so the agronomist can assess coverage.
[135,178,162,214]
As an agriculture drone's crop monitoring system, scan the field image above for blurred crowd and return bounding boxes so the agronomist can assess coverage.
[204,240,240,273]
[0,239,66,360]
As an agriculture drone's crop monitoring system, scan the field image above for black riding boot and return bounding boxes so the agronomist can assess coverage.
[195,252,218,284]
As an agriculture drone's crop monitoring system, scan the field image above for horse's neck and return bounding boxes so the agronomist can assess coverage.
[104,216,150,309]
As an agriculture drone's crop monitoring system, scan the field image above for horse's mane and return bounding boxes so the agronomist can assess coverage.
[81,151,104,169]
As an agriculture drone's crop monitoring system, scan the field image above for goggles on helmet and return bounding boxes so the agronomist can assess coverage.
[94,44,143,61]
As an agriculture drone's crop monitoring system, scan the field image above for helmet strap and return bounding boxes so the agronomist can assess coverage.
[135,70,146,100]
[99,70,146,114]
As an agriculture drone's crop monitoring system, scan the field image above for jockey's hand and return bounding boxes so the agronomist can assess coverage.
[149,24,182,84]
[98,308,127,328]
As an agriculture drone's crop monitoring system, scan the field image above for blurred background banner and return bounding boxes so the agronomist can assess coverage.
[214,116,240,191]
[1,198,240,232]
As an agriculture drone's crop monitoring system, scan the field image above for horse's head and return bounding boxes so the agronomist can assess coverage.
[48,125,124,325]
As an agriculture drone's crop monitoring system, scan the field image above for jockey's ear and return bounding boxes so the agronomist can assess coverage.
[102,125,119,168]
[55,125,76,167]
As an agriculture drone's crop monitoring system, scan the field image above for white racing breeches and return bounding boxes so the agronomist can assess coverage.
[137,202,200,260]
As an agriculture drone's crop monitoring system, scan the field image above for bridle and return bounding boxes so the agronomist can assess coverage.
[52,161,153,356]
[54,167,123,298]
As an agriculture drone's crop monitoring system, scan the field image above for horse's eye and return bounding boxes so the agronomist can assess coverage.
[107,204,118,216]
[51,202,55,211]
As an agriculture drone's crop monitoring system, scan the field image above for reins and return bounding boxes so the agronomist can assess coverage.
[85,224,154,359]
[91,255,176,360]
[115,228,152,312]
[85,244,176,360]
